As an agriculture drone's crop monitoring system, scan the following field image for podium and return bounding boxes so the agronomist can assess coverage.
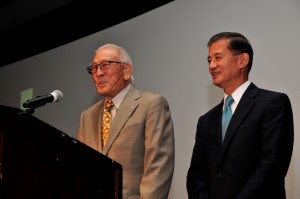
[0,105,122,199]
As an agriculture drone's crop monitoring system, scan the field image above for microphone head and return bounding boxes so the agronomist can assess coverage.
[51,90,63,102]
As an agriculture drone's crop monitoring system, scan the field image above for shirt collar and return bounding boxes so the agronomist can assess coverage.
[111,83,132,109]
[223,81,251,112]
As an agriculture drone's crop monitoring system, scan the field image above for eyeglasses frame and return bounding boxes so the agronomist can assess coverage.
[87,60,125,74]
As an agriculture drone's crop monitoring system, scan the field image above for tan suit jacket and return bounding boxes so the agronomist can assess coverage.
[77,85,175,199]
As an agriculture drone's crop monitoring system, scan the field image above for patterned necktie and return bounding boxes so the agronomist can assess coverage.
[101,100,114,147]
[222,95,234,143]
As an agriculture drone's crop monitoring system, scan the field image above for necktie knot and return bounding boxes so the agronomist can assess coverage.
[222,95,234,143]
[224,95,234,110]
[104,100,114,110]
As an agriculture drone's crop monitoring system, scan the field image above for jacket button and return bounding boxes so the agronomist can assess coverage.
[216,171,223,179]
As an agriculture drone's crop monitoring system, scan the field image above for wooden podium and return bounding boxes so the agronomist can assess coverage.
[0,105,122,199]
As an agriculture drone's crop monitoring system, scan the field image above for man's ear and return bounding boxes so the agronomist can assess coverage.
[239,53,249,69]
[123,64,131,80]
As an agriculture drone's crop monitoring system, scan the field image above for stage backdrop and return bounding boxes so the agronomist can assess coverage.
[1,0,299,198]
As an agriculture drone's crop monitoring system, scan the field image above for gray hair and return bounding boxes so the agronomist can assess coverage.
[96,43,134,81]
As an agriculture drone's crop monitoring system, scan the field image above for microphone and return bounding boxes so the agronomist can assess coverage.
[23,90,63,109]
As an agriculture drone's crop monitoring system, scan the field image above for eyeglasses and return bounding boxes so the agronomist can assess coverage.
[87,60,125,74]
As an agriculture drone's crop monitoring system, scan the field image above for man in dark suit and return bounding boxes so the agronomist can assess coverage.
[77,44,175,199]
[186,32,294,199]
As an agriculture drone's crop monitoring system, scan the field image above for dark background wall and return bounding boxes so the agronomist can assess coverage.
[0,0,173,67]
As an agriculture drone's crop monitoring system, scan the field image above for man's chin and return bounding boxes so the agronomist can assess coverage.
[212,81,221,87]
[97,88,108,96]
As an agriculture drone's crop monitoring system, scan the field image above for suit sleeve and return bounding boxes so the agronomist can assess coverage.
[186,116,209,199]
[140,96,175,199]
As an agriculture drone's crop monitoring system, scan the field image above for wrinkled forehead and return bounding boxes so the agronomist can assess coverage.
[93,48,119,62]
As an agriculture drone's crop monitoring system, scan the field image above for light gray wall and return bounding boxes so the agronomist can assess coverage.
[1,0,299,198]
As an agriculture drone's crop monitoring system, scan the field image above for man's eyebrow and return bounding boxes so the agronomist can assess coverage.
[207,52,224,60]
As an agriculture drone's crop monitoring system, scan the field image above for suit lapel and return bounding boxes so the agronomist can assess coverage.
[217,83,259,165]
[212,102,223,147]
[92,101,104,152]
[102,86,140,154]
[211,102,224,160]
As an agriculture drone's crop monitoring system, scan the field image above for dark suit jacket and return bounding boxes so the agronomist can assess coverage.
[187,83,294,199]
[78,85,175,199]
